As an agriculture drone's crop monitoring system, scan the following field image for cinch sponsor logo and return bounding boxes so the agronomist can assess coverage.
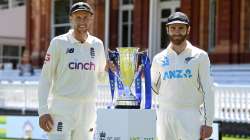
[68,61,95,71]
[163,69,192,80]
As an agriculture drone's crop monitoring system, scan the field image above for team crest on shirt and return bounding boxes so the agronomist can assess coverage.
[161,55,169,67]
[184,56,195,64]
[90,47,95,58]
[66,48,74,54]
[57,122,63,132]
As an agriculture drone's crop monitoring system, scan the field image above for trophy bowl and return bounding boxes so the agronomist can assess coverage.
[115,47,140,109]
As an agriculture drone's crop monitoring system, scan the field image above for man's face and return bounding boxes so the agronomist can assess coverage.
[70,11,93,33]
[166,23,190,45]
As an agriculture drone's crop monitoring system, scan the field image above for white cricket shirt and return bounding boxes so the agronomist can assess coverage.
[38,30,106,115]
[151,41,214,126]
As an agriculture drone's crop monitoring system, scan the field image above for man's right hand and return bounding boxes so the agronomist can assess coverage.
[105,60,116,72]
[39,114,54,132]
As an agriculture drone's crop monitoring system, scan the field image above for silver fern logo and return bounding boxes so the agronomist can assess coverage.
[184,56,195,64]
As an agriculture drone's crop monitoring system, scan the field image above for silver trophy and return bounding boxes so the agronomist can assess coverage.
[110,47,140,109]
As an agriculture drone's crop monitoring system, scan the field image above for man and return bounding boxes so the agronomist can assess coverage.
[38,2,111,140]
[151,12,214,140]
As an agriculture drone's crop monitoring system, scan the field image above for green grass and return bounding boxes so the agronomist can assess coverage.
[0,128,6,138]
[223,136,250,140]
[0,117,6,124]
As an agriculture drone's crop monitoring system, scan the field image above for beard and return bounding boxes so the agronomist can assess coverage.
[169,34,188,45]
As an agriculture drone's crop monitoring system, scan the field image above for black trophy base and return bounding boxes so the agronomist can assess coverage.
[115,104,140,109]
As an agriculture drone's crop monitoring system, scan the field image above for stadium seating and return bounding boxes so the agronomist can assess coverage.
[211,64,250,85]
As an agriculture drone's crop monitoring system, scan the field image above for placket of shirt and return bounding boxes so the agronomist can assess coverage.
[175,47,188,69]
[78,42,89,68]
[169,49,177,70]
[76,43,88,88]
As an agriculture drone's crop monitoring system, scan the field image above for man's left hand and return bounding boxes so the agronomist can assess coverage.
[200,125,213,140]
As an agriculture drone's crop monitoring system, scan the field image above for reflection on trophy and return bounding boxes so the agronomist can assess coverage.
[108,47,152,109]
[115,47,139,109]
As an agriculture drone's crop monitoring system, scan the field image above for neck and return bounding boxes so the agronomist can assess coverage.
[171,41,187,55]
[73,30,88,43]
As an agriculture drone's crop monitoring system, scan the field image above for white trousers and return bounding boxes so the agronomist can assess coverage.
[47,97,96,140]
[157,107,203,140]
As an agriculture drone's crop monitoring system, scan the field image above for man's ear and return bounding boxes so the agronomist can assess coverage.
[69,15,73,22]
[166,26,169,34]
[187,26,191,34]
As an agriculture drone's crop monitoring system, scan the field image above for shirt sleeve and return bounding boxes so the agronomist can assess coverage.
[198,52,215,126]
[38,38,59,116]
[98,40,107,73]
[151,56,161,94]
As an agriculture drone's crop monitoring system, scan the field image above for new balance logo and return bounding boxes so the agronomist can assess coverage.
[57,122,63,132]
[66,48,74,54]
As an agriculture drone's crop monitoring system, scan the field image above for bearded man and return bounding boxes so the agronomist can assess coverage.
[151,12,214,140]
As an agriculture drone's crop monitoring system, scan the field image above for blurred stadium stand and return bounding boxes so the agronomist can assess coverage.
[212,64,250,85]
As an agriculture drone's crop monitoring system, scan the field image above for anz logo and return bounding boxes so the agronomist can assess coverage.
[163,69,192,80]
[68,61,95,71]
